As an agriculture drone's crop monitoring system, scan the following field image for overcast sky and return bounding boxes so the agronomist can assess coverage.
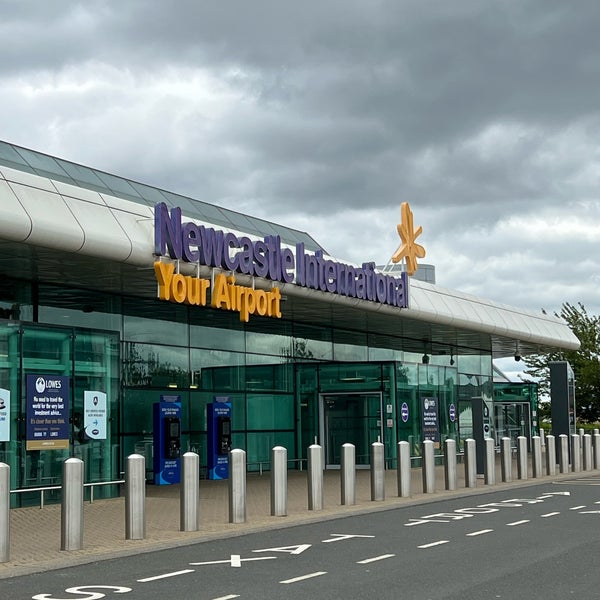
[1,0,599,329]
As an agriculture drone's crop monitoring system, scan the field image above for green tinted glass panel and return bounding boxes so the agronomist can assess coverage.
[123,342,189,387]
[246,394,294,430]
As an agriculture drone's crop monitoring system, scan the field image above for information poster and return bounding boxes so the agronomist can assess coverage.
[26,374,70,450]
[84,390,107,440]
[0,388,9,442]
[420,396,440,443]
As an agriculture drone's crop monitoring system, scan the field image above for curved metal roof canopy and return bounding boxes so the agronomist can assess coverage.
[0,142,580,359]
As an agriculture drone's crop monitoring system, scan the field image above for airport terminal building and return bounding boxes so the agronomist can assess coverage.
[0,140,579,504]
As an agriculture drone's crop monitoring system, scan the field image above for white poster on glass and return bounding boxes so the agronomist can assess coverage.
[0,388,9,441]
[84,390,107,440]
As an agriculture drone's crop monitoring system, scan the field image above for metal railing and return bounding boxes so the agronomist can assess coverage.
[247,457,306,475]
[10,479,124,509]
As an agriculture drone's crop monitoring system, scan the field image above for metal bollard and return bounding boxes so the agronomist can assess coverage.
[545,434,556,476]
[307,444,323,511]
[180,452,199,532]
[558,434,569,473]
[444,439,457,491]
[484,437,495,485]
[579,428,585,439]
[540,428,545,447]
[501,437,512,483]
[271,446,287,516]
[61,457,84,551]
[341,443,356,506]
[422,440,435,494]
[228,449,247,523]
[594,428,599,436]
[583,434,592,472]
[464,439,477,488]
[125,454,146,540]
[370,441,385,501]
[594,434,600,470]
[397,441,411,498]
[571,435,581,473]
[517,436,528,480]
[0,463,9,563]
[532,436,543,478]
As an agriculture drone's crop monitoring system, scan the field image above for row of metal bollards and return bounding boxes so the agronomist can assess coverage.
[1,432,600,561]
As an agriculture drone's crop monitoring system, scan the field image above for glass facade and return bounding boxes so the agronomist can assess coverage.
[0,275,502,504]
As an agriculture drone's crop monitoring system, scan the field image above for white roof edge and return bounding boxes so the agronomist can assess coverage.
[0,166,580,353]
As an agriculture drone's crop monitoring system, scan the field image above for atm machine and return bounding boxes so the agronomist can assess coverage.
[207,397,232,480]
[153,398,182,485]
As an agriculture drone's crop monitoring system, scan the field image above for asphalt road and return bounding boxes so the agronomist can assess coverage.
[4,477,600,600]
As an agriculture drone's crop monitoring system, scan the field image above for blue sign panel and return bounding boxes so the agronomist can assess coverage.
[401,402,410,423]
[153,400,182,485]
[449,403,457,423]
[420,396,440,442]
[26,375,70,450]
[207,398,232,480]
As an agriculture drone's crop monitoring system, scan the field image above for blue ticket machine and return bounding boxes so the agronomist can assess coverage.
[153,398,182,485]
[207,397,232,480]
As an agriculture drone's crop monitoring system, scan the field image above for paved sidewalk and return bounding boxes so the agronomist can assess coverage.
[0,458,594,580]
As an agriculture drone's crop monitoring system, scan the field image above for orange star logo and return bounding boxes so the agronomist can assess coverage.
[391,202,426,276]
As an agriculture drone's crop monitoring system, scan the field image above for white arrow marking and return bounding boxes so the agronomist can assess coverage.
[190,556,277,567]
[322,534,376,543]
[253,544,312,555]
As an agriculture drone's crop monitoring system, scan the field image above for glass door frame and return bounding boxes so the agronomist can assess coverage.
[493,401,532,448]
[318,391,384,469]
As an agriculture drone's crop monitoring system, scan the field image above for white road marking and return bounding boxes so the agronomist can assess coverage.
[322,534,376,543]
[541,512,560,518]
[138,569,195,582]
[280,571,327,584]
[594,501,600,504]
[579,510,600,514]
[357,554,395,564]
[418,540,450,549]
[231,555,241,568]
[190,556,277,566]
[213,596,240,600]
[466,529,493,537]
[570,505,586,510]
[506,520,530,526]
[253,544,311,555]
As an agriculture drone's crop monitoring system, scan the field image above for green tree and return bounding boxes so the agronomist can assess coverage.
[524,302,600,422]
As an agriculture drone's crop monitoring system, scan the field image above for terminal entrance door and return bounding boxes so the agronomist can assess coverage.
[494,402,531,448]
[319,392,383,467]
